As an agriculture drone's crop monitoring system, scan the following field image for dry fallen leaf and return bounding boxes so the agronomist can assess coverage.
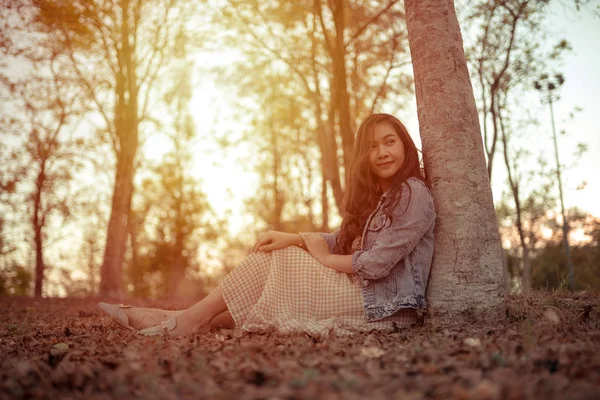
[463,337,481,347]
[360,345,385,358]
[543,307,561,324]
[53,342,69,351]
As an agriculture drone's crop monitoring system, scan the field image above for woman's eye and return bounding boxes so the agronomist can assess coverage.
[386,140,395,145]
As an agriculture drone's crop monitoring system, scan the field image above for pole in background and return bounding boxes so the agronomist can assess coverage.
[534,73,574,290]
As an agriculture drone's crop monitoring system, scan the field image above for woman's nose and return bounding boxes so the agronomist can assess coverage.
[377,146,388,157]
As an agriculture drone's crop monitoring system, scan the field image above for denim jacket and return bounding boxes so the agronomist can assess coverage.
[319,178,436,322]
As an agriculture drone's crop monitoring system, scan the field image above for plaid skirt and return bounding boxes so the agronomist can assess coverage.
[221,246,416,336]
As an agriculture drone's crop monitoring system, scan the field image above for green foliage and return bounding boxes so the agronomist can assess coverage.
[532,242,600,291]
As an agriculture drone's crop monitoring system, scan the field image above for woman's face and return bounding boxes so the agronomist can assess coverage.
[368,122,405,191]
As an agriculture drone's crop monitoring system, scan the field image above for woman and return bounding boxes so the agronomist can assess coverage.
[99,113,436,337]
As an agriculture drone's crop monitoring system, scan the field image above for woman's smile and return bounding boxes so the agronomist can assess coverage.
[376,160,395,168]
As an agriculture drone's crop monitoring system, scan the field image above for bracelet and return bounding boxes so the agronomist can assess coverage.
[298,233,307,249]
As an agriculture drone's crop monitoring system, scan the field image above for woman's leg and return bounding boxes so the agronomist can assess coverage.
[125,306,234,331]
[168,284,228,335]
[210,310,235,329]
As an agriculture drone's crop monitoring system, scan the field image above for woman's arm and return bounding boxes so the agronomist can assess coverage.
[317,230,339,254]
[301,233,354,273]
[252,231,305,252]
[322,254,354,273]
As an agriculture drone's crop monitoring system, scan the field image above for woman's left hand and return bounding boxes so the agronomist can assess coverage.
[301,233,330,265]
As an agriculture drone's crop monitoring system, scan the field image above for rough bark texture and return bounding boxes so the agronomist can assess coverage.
[404,0,504,317]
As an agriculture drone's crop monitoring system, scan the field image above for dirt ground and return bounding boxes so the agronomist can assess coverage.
[0,291,598,400]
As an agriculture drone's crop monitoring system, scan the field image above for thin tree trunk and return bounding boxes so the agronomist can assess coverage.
[309,17,336,226]
[330,0,354,170]
[498,103,531,293]
[488,87,499,179]
[404,0,504,317]
[326,80,345,212]
[100,0,139,297]
[87,236,96,294]
[100,152,136,296]
[269,116,283,230]
[321,173,329,231]
[501,246,511,294]
[33,164,46,298]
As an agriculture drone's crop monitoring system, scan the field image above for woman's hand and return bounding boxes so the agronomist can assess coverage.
[301,233,330,265]
[252,230,299,253]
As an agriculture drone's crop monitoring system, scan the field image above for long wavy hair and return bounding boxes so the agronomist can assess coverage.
[336,113,424,254]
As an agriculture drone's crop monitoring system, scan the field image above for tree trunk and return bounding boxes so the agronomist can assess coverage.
[330,0,354,170]
[326,80,345,212]
[270,116,283,231]
[321,171,329,231]
[100,0,139,297]
[404,0,504,317]
[100,150,136,296]
[499,104,531,294]
[501,246,511,294]
[33,165,45,298]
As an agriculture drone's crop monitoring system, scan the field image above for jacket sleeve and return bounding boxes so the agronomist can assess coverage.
[317,230,340,255]
[351,180,435,281]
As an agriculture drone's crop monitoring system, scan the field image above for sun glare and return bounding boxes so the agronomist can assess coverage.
[140,50,259,236]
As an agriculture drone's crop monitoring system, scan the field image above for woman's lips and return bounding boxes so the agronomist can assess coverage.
[377,161,394,168]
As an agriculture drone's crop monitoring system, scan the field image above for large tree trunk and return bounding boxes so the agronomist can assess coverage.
[100,0,139,297]
[404,0,504,317]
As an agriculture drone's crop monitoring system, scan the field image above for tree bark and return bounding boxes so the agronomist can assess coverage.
[100,148,136,296]
[99,0,139,297]
[404,0,504,317]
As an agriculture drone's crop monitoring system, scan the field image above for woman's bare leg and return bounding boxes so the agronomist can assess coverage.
[210,310,235,330]
[126,307,233,331]
[167,284,228,335]
[122,284,231,332]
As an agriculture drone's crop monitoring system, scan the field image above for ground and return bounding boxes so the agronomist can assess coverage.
[0,291,598,400]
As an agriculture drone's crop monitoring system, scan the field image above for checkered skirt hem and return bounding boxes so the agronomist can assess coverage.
[221,246,416,337]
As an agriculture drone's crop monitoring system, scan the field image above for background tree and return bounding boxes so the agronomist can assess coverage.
[1,4,88,297]
[31,0,204,297]
[216,0,411,222]
[126,62,216,300]
[462,0,586,293]
[531,212,600,290]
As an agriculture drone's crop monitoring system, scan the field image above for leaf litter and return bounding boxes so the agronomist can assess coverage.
[0,291,598,399]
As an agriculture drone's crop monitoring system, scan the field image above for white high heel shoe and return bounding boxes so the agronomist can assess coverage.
[98,303,135,331]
